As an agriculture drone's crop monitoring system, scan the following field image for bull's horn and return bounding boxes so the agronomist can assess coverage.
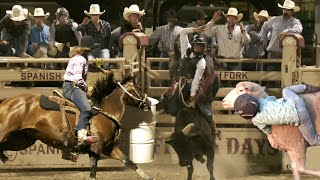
[182,123,195,136]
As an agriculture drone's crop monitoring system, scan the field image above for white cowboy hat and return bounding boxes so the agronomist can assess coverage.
[223,7,243,21]
[253,10,271,21]
[123,4,145,21]
[84,4,105,16]
[6,5,27,21]
[278,0,300,12]
[29,8,50,19]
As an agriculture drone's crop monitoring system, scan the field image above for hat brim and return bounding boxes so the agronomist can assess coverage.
[223,12,243,21]
[278,4,300,12]
[29,12,50,19]
[123,9,145,21]
[84,10,105,16]
[6,10,26,21]
[253,12,271,21]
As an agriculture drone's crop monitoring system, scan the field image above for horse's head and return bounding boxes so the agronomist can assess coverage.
[222,81,268,109]
[117,81,151,111]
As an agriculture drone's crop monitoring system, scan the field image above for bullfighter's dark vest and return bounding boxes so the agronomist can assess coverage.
[178,51,203,80]
[55,20,78,46]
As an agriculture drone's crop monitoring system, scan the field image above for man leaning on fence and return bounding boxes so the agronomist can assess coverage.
[77,4,111,69]
[0,5,31,64]
[260,0,302,63]
[27,8,50,67]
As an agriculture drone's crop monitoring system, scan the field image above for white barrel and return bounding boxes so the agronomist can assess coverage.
[130,125,155,163]
[129,97,159,163]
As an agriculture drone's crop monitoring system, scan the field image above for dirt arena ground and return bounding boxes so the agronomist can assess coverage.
[0,163,317,180]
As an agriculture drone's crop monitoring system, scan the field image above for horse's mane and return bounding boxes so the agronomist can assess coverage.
[90,73,135,105]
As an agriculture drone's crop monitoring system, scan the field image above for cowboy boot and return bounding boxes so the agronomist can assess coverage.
[303,84,320,94]
[77,129,98,146]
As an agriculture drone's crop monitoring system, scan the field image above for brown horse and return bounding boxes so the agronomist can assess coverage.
[222,81,320,180]
[0,73,154,180]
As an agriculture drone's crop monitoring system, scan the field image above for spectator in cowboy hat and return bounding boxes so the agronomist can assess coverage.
[242,10,271,61]
[77,4,111,69]
[259,0,302,87]
[205,7,250,70]
[111,4,145,57]
[27,8,51,62]
[49,7,82,59]
[0,5,31,60]
[260,0,302,59]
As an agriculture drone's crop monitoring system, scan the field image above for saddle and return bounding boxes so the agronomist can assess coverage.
[39,90,98,147]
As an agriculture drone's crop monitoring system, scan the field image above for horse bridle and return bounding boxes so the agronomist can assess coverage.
[117,82,149,111]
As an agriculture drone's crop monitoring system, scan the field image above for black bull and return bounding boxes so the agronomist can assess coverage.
[164,73,219,180]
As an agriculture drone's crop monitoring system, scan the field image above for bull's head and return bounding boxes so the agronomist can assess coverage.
[165,131,194,167]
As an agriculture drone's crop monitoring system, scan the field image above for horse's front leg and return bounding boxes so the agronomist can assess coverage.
[206,146,215,180]
[186,163,194,180]
[110,146,154,180]
[89,153,99,180]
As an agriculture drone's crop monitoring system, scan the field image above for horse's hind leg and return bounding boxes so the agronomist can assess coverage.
[206,146,215,180]
[287,149,320,178]
[110,146,154,180]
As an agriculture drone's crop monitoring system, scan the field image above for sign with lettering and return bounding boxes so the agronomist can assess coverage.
[154,127,281,176]
[1,141,122,168]
[216,71,281,81]
[21,72,63,81]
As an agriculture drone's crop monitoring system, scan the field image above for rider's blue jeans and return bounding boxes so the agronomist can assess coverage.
[63,81,92,130]
[283,84,320,146]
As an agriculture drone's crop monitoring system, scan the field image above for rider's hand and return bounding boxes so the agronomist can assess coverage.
[239,22,245,33]
[0,40,8,45]
[187,96,196,108]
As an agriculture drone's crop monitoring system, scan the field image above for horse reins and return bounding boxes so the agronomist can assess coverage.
[117,82,147,103]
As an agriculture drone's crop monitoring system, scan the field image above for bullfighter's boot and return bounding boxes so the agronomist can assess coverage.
[303,84,320,94]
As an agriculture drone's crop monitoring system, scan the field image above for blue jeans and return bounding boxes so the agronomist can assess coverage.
[196,97,212,123]
[63,82,92,130]
[283,84,320,145]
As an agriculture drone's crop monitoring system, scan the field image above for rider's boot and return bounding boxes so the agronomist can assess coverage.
[77,129,98,146]
[303,84,320,94]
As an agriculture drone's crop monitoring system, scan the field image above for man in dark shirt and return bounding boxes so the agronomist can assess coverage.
[49,7,81,59]
[77,4,111,69]
[0,5,31,59]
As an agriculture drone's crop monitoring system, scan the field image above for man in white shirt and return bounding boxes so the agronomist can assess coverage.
[205,7,251,70]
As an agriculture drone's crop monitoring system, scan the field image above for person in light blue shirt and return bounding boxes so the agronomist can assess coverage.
[234,84,320,146]
[259,0,302,67]
[27,8,50,60]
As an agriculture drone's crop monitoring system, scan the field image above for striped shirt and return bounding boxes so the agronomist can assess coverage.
[205,20,251,58]
[77,20,111,50]
[259,16,303,53]
[149,24,182,53]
